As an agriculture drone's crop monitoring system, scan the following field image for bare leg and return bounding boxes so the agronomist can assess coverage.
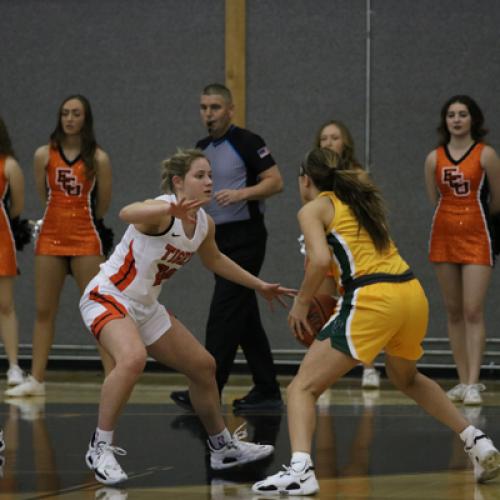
[71,255,115,376]
[434,263,468,383]
[385,354,468,433]
[96,316,147,430]
[287,340,358,453]
[0,277,19,367]
[31,256,68,381]
[462,265,491,385]
[147,316,224,435]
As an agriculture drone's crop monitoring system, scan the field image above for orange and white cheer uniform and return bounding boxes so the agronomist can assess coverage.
[35,146,103,256]
[429,143,493,266]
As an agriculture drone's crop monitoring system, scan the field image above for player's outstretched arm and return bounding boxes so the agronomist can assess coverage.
[198,216,294,309]
[119,197,203,233]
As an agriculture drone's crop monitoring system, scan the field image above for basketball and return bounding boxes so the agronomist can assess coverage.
[298,294,337,347]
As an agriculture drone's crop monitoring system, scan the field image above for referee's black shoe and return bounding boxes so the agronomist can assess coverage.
[170,390,194,411]
[232,388,283,412]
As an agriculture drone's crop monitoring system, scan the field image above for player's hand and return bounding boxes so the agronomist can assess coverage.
[257,283,296,312]
[168,197,204,223]
[214,189,243,207]
[288,296,313,341]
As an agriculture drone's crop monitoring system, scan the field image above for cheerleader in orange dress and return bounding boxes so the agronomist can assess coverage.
[0,117,25,386]
[6,95,113,397]
[425,95,500,406]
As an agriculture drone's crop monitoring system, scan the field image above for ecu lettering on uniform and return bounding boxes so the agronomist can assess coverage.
[153,243,193,286]
[56,167,83,196]
[442,166,470,196]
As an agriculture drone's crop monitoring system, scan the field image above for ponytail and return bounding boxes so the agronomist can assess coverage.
[302,148,390,252]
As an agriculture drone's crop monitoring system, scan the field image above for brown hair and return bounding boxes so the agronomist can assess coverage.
[437,95,488,146]
[50,94,98,178]
[302,148,390,252]
[0,116,16,159]
[313,120,362,169]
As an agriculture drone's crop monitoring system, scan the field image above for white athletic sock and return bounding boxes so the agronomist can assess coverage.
[95,427,114,446]
[291,451,312,471]
[209,428,232,450]
[460,425,477,444]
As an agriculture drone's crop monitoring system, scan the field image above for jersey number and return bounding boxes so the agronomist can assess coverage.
[153,264,177,286]
[442,167,470,196]
[56,168,82,196]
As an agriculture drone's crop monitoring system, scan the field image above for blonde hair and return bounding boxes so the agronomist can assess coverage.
[161,149,206,193]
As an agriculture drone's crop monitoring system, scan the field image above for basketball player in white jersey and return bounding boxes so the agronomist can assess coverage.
[79,149,293,485]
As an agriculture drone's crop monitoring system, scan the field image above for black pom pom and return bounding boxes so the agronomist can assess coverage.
[490,213,500,256]
[94,219,114,257]
[9,217,32,251]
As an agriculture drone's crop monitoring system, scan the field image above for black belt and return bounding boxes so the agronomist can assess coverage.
[343,269,415,294]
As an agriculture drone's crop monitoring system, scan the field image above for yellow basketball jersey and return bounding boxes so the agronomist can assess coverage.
[319,192,409,287]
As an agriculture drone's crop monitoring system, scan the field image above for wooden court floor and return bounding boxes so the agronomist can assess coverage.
[1,371,500,499]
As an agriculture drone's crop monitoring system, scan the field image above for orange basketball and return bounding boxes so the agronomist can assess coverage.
[298,294,337,348]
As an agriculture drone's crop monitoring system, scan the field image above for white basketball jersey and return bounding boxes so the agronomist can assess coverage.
[100,194,209,304]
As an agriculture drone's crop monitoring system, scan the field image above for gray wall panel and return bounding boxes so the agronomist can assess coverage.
[246,0,367,348]
[0,0,499,362]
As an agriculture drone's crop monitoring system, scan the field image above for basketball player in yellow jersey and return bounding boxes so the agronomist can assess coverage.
[253,148,500,496]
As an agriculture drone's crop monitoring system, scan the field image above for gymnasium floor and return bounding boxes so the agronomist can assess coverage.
[1,372,500,499]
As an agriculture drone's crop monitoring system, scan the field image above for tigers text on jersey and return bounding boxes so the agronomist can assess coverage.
[100,194,209,304]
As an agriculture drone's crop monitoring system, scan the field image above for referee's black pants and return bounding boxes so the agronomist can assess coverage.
[205,217,280,396]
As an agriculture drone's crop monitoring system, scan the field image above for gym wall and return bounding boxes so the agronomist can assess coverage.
[1,0,499,365]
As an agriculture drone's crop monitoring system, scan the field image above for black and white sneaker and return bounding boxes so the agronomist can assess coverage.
[465,428,500,483]
[85,433,128,485]
[252,460,319,496]
[209,424,274,470]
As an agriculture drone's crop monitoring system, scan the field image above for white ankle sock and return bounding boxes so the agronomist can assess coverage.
[95,427,114,445]
[291,451,312,469]
[209,428,232,450]
[459,425,477,443]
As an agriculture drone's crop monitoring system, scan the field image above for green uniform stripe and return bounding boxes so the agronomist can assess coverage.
[317,289,355,357]
[327,233,353,283]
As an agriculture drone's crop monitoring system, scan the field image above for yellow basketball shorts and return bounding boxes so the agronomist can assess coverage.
[317,279,428,364]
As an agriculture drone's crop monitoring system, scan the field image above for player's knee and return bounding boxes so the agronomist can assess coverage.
[199,352,216,379]
[287,376,322,400]
[118,349,147,376]
[387,368,416,392]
